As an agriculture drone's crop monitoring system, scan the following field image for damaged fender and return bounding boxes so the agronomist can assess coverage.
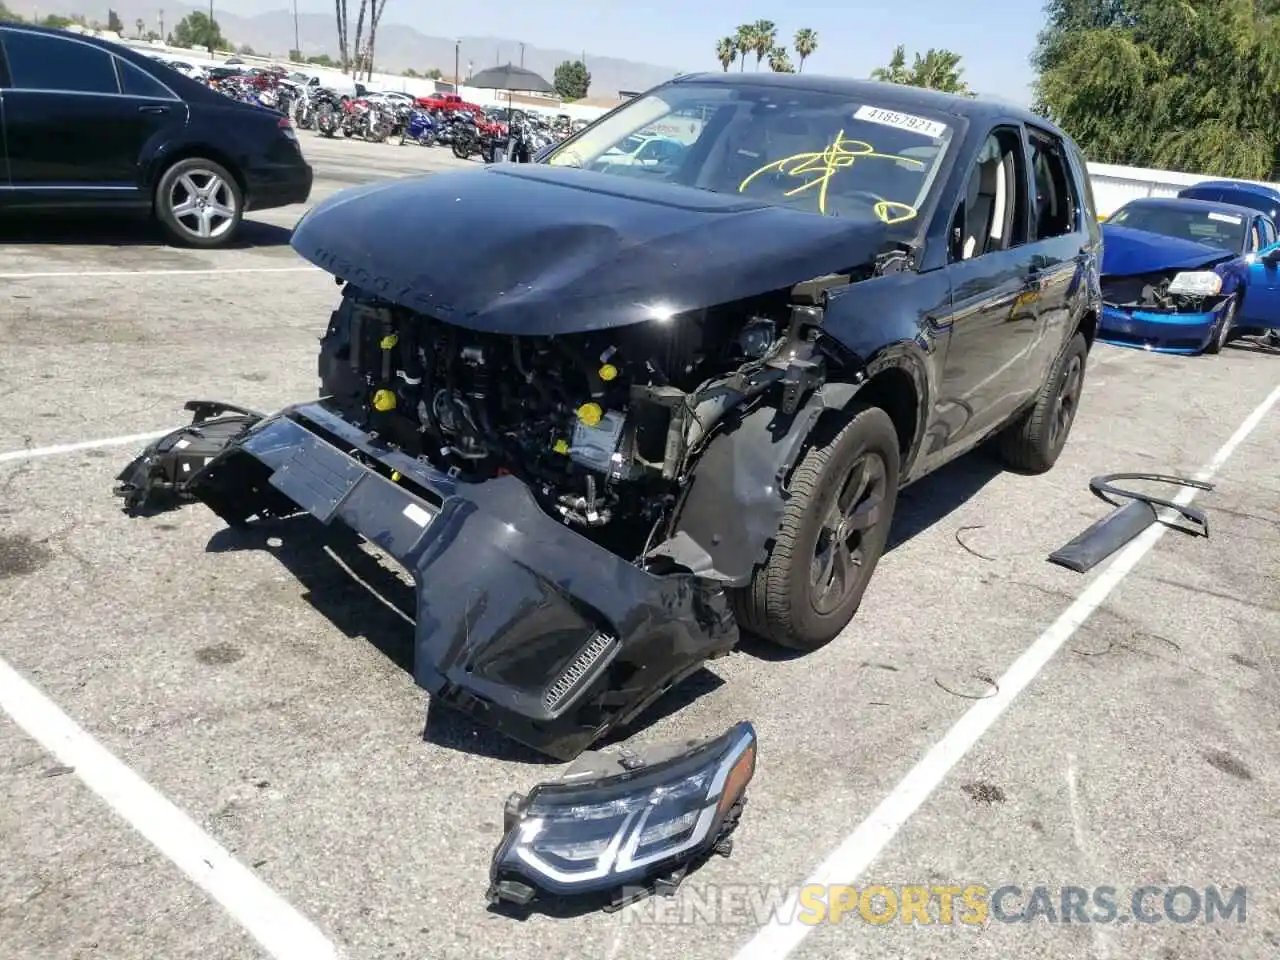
[647,381,860,586]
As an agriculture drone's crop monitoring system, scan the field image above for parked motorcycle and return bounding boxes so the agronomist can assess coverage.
[399,107,438,146]
[313,89,346,138]
[341,98,392,142]
[292,87,316,129]
[451,113,495,160]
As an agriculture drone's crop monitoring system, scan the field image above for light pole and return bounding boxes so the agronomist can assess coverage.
[519,42,525,68]
[454,39,460,91]
[292,0,300,59]
[207,0,214,57]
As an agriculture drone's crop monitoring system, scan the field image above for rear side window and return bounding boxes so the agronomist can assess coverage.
[1,30,120,94]
[116,58,175,99]
[1261,217,1277,248]
[1027,127,1081,240]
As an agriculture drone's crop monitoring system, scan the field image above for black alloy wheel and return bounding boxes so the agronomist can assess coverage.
[811,452,889,616]
[1049,350,1084,452]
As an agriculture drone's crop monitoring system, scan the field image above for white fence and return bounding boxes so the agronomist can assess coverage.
[106,33,1279,204]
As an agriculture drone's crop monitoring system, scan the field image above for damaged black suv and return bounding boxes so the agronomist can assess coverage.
[139,74,1100,761]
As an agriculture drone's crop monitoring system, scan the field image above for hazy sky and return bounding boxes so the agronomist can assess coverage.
[215,0,1045,103]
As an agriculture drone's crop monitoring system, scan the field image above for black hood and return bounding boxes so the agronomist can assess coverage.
[290,164,892,334]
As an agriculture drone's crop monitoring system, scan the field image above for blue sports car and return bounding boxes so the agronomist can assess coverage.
[1099,196,1280,354]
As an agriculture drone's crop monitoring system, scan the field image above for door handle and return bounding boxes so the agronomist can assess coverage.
[138,105,169,114]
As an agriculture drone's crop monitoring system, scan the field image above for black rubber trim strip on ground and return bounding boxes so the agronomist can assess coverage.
[1047,472,1214,574]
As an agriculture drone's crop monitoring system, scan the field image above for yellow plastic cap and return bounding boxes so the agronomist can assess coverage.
[552,438,570,454]
[379,334,399,350]
[372,389,397,412]
[576,402,603,427]
[598,364,618,382]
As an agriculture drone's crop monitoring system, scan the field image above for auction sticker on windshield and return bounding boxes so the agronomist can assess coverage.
[853,105,947,139]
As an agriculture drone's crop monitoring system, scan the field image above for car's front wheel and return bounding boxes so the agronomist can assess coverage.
[996,330,1089,473]
[731,404,901,652]
[1204,296,1237,355]
[154,158,243,249]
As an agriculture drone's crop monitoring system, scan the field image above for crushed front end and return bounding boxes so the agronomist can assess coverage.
[1098,268,1232,354]
[182,277,849,761]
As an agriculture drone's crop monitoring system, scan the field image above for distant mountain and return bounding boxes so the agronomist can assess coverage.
[72,1,680,95]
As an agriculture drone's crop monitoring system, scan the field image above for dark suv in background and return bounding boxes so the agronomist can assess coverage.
[0,23,313,247]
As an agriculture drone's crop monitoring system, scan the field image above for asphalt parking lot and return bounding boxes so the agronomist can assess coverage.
[2,131,1279,960]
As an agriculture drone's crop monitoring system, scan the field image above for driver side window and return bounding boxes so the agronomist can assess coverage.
[948,126,1029,263]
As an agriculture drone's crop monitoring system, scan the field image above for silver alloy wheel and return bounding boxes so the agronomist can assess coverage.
[168,170,237,241]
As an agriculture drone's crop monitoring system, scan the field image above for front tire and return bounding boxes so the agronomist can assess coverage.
[154,157,243,249]
[996,330,1088,473]
[731,404,901,652]
[1204,296,1236,355]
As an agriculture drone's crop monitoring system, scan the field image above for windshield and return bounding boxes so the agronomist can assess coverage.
[1108,204,1246,251]
[544,81,955,224]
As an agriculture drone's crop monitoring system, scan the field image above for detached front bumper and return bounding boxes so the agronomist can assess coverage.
[187,401,738,761]
[1098,303,1222,354]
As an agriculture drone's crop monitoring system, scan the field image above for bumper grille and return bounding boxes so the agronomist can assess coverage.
[543,631,616,712]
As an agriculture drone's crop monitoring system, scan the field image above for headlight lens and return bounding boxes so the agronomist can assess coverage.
[487,721,757,909]
[1167,271,1222,296]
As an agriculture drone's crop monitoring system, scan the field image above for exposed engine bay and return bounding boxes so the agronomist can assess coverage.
[318,277,849,565]
[1100,269,1226,313]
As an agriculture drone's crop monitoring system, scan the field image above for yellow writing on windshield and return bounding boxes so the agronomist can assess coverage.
[738,131,924,221]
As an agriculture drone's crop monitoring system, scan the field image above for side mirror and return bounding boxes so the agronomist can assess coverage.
[1263,246,1280,266]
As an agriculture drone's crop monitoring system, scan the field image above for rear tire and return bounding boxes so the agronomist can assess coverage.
[154,157,243,250]
[1204,296,1236,355]
[996,331,1088,474]
[730,404,901,652]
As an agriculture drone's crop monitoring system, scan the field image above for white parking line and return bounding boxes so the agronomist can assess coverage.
[0,430,171,465]
[0,657,339,960]
[733,380,1280,960]
[0,267,317,279]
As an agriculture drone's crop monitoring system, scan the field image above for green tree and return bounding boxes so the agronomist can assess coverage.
[553,59,591,100]
[733,23,756,71]
[288,48,303,61]
[171,12,225,51]
[307,53,336,66]
[751,19,776,70]
[716,36,736,71]
[107,9,123,32]
[768,46,794,73]
[1034,0,1280,178]
[871,44,969,94]
[135,17,144,37]
[42,13,74,27]
[0,3,24,21]
[793,28,818,72]
[238,43,256,55]
[426,67,443,79]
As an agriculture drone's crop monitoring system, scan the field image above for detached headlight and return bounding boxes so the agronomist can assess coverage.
[487,721,757,910]
[1167,271,1222,296]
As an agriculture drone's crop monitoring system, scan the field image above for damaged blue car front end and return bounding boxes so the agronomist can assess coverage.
[1098,222,1242,355]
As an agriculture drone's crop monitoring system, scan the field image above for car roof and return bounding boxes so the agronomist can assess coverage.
[1181,179,1280,201]
[1119,196,1261,219]
[670,71,1067,135]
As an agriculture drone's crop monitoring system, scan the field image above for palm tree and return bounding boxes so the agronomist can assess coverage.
[768,46,794,73]
[793,28,817,73]
[752,19,776,71]
[872,44,968,94]
[870,45,912,85]
[911,48,968,94]
[716,37,736,72]
[134,17,144,37]
[734,24,756,72]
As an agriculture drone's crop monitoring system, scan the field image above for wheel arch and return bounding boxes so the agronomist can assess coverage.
[649,343,929,588]
[146,144,249,211]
